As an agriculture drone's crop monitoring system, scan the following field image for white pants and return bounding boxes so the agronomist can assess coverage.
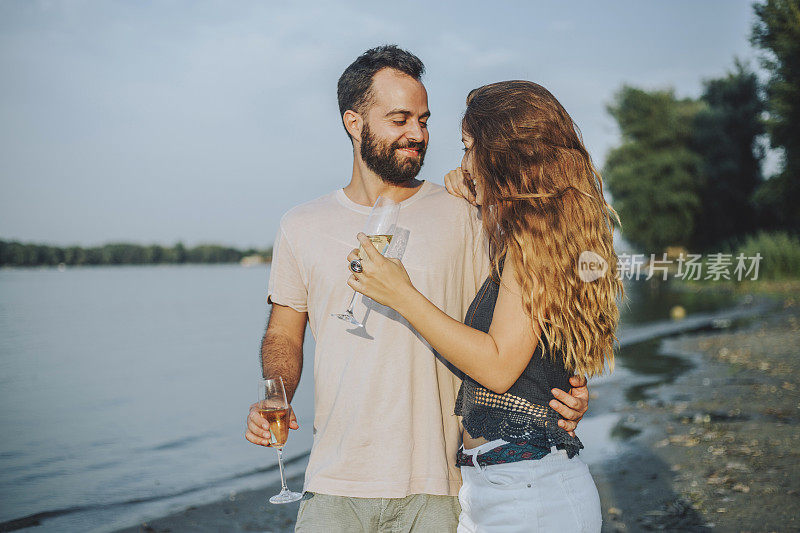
[457,440,602,532]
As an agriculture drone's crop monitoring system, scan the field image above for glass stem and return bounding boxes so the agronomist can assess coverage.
[275,447,288,493]
[345,291,358,314]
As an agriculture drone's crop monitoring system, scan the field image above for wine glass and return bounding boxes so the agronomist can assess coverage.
[258,377,302,504]
[332,196,399,327]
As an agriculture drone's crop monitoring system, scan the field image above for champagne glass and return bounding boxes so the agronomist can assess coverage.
[332,196,399,327]
[258,377,302,504]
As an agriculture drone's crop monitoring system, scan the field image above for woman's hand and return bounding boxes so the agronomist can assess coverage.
[347,233,417,310]
[444,167,477,206]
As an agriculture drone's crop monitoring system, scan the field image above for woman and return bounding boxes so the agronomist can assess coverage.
[347,81,622,532]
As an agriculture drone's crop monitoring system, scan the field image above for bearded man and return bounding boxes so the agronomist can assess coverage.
[245,45,589,532]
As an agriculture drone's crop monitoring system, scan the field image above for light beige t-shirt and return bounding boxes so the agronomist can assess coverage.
[267,181,489,498]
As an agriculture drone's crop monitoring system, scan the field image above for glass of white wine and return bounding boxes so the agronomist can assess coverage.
[258,377,302,504]
[332,195,399,327]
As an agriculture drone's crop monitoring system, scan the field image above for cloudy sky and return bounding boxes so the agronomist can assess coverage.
[0,0,760,248]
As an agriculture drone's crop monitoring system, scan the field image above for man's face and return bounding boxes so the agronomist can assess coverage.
[358,69,430,185]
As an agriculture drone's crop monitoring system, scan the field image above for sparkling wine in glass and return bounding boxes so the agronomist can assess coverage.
[332,195,399,327]
[258,377,302,504]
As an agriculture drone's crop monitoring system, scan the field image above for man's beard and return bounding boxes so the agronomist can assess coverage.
[360,122,426,185]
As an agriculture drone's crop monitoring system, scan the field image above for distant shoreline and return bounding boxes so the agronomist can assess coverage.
[0,239,272,268]
[0,262,273,270]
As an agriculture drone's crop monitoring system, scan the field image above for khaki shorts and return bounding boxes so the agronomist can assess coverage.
[294,492,460,533]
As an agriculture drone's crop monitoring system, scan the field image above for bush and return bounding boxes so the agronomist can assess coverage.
[737,232,800,280]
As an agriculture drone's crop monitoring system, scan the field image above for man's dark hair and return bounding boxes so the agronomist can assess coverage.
[337,45,425,137]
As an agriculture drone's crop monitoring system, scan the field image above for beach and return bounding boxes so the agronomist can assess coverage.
[115,286,799,533]
[593,286,799,532]
[115,473,306,533]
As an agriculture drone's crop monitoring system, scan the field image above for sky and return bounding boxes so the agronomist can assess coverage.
[0,0,763,248]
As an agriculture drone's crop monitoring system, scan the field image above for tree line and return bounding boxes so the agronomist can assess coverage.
[604,0,799,254]
[0,240,272,267]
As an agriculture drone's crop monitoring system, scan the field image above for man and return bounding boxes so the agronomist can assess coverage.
[245,45,589,531]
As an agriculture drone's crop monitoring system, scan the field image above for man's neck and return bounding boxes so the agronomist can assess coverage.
[343,156,424,207]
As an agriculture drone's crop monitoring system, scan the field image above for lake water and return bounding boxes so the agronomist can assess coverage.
[0,265,316,531]
[0,265,743,531]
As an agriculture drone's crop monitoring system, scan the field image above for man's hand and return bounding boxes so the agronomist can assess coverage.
[549,375,589,437]
[245,402,299,446]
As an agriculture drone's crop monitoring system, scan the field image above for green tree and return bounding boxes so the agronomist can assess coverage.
[173,242,187,264]
[84,247,103,265]
[64,246,86,265]
[604,86,704,251]
[751,0,800,231]
[0,241,25,266]
[691,62,765,249]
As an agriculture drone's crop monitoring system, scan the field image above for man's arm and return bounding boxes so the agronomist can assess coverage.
[245,303,308,447]
[261,303,307,401]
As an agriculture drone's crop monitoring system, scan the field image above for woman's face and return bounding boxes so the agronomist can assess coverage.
[461,131,484,205]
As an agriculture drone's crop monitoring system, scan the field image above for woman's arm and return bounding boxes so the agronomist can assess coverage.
[349,233,540,395]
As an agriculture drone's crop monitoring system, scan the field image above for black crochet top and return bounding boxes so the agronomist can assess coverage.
[453,266,583,458]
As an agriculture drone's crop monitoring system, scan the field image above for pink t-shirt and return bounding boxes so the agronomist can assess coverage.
[267,181,489,498]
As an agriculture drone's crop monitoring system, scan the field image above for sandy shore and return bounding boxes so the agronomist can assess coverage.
[593,290,799,532]
[118,289,799,533]
[115,472,306,533]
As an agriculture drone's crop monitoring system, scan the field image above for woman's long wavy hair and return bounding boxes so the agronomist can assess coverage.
[463,80,623,377]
